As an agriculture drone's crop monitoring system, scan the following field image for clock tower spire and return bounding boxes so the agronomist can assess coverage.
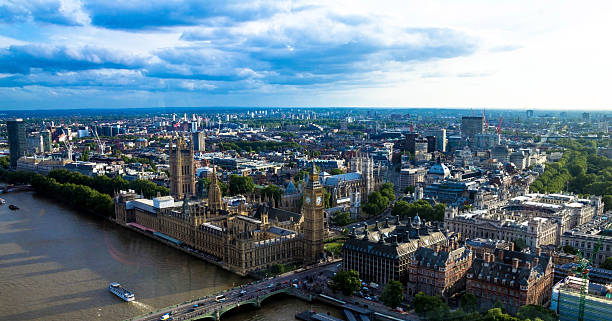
[302,163,325,264]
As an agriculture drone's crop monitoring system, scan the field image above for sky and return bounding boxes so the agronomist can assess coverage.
[0,0,611,110]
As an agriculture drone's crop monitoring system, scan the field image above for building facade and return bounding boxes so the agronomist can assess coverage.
[466,248,554,313]
[342,216,447,286]
[7,119,27,168]
[169,136,196,199]
[461,116,484,142]
[407,240,473,299]
[115,162,326,276]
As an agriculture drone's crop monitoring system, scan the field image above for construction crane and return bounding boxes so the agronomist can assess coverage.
[574,219,612,321]
[496,116,503,134]
[91,125,107,155]
[62,129,73,161]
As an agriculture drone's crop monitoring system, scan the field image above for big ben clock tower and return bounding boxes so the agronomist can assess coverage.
[302,164,325,264]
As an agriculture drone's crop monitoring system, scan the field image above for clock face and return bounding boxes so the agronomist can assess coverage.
[316,196,322,205]
[305,196,311,204]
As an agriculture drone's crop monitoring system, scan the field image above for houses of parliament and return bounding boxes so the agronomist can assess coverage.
[114,136,326,276]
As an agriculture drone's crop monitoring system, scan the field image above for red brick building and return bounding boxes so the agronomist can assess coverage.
[407,239,473,298]
[466,248,554,313]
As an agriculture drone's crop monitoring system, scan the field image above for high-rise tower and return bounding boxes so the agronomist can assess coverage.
[169,136,195,199]
[6,119,27,168]
[302,164,325,264]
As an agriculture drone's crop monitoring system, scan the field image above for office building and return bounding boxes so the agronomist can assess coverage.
[342,215,446,285]
[7,118,27,168]
[461,116,485,142]
[192,131,206,152]
[551,276,612,321]
[41,129,52,152]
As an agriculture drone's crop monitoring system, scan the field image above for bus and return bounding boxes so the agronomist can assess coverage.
[215,295,226,302]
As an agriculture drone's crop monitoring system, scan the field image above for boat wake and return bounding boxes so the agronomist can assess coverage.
[130,300,154,312]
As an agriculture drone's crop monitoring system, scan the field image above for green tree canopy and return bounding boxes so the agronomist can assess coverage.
[332,211,351,226]
[601,257,612,270]
[517,304,558,321]
[380,280,404,308]
[391,199,445,222]
[562,245,578,255]
[362,191,389,216]
[331,270,361,296]
[329,168,344,175]
[228,175,255,196]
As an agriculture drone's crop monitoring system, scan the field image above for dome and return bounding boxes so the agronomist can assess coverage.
[428,163,451,177]
[412,213,421,227]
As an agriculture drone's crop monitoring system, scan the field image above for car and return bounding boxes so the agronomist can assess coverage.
[160,313,172,321]
[394,307,404,313]
[240,290,247,294]
[267,283,275,288]
[365,296,371,300]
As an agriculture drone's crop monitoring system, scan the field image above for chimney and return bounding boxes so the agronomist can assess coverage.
[535,247,541,257]
[512,258,519,271]
[497,249,504,262]
[434,244,441,253]
[533,257,539,268]
[509,242,514,251]
[526,262,532,270]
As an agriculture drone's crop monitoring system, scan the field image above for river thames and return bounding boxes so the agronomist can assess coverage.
[0,192,341,321]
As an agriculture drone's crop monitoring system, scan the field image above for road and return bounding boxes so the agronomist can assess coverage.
[132,261,342,321]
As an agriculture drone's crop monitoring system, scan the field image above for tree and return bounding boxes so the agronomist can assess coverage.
[562,245,578,255]
[601,257,612,270]
[330,168,344,175]
[331,270,361,296]
[603,195,612,212]
[261,184,282,207]
[269,264,285,275]
[403,185,415,194]
[460,293,478,313]
[228,175,255,196]
[362,191,389,216]
[380,280,404,308]
[332,211,351,226]
[513,238,527,251]
[380,182,395,201]
[413,292,450,320]
[517,304,558,321]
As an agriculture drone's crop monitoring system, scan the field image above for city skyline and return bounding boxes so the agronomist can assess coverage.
[0,1,611,110]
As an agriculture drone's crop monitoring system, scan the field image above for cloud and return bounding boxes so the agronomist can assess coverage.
[82,0,289,30]
[0,0,89,26]
[0,44,149,74]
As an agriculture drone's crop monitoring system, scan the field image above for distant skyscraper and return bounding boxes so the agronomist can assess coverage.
[461,116,484,142]
[583,112,590,121]
[526,110,534,118]
[192,131,206,152]
[41,130,51,152]
[6,119,27,168]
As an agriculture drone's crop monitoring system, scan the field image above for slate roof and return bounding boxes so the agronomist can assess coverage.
[468,249,551,288]
[322,172,363,186]
[254,204,302,223]
[412,246,472,268]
